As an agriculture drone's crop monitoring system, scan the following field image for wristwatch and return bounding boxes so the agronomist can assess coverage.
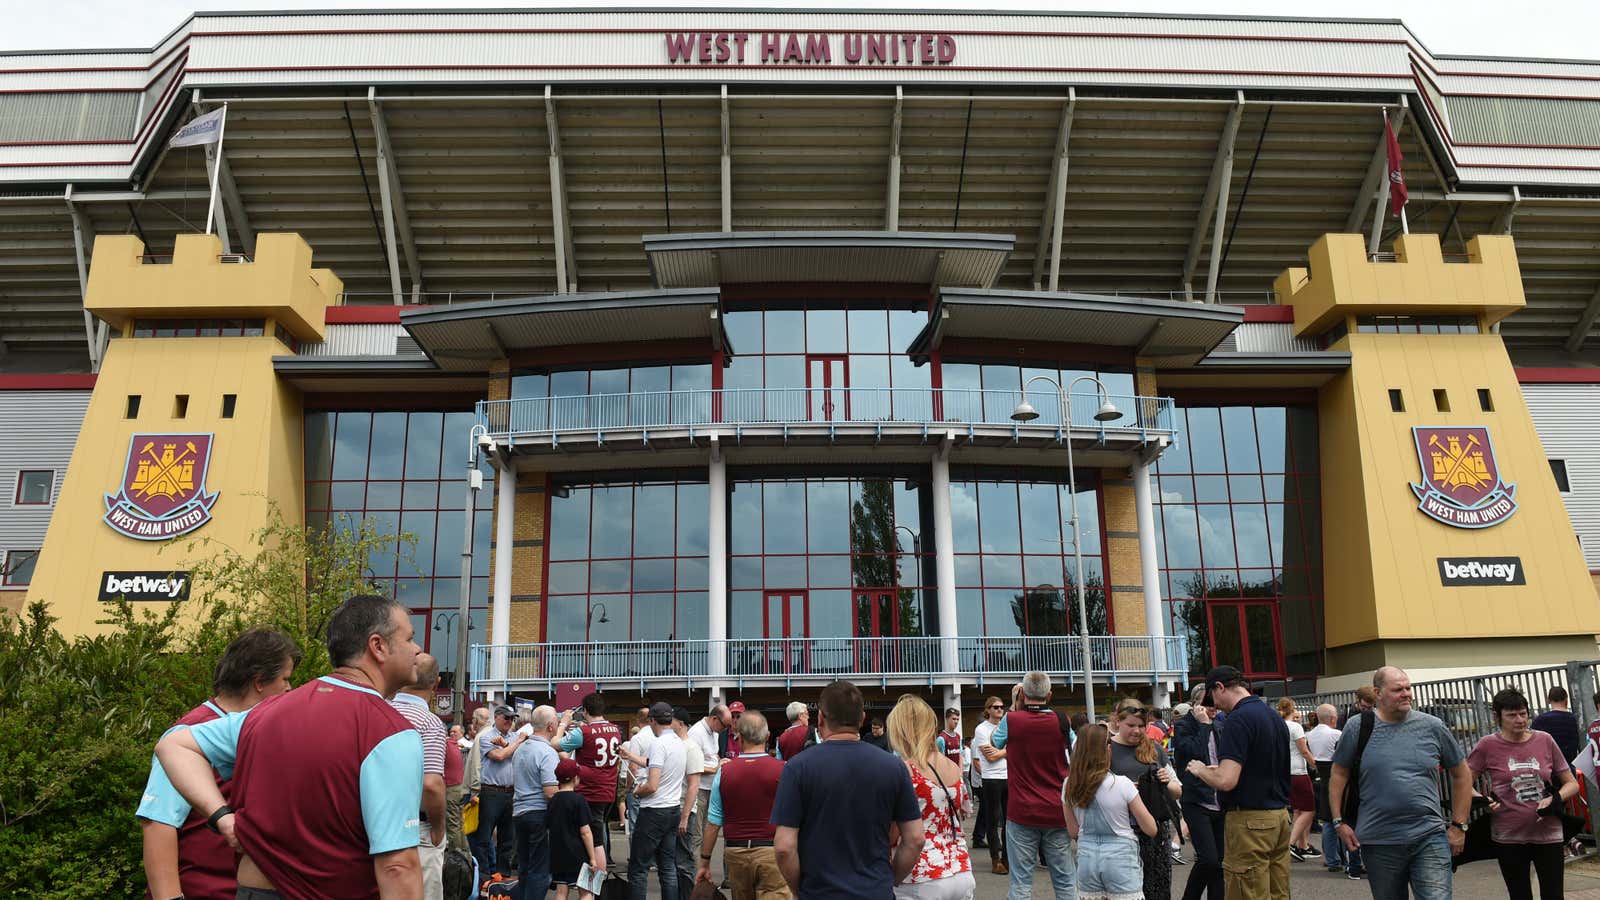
[1450,820,1469,832]
[1329,817,1344,828]
[205,805,234,834]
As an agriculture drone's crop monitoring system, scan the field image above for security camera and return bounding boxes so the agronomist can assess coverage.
[477,433,495,451]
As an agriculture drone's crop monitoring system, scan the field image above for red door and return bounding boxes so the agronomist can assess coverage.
[763,590,810,673]
[855,588,899,673]
[1207,602,1284,679]
[807,355,848,422]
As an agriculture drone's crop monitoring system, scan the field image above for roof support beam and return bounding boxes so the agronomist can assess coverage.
[1493,185,1522,235]
[1031,89,1076,292]
[546,86,575,293]
[1566,281,1600,353]
[368,89,423,304]
[192,96,253,255]
[720,85,732,233]
[1345,97,1406,238]
[64,186,101,372]
[887,86,903,232]
[1183,93,1244,303]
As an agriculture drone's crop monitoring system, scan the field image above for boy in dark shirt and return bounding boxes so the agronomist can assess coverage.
[548,759,606,899]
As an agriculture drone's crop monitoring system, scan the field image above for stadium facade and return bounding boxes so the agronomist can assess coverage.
[3,9,1600,713]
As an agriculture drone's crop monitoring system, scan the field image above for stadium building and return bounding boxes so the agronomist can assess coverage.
[3,8,1600,713]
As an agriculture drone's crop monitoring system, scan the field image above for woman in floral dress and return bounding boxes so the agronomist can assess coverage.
[887,694,975,900]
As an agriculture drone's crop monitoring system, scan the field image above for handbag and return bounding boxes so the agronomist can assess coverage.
[1137,766,1175,823]
[462,796,479,835]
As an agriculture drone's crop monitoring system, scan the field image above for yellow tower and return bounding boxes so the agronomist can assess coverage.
[23,233,340,635]
[1275,233,1599,682]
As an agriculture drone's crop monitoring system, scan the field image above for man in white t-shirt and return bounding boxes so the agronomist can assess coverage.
[629,702,687,900]
[1304,703,1350,874]
[682,705,726,883]
[971,695,1010,874]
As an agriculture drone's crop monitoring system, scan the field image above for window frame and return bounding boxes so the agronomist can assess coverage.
[14,470,53,506]
[2,549,38,587]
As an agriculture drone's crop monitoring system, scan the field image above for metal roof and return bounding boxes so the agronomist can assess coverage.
[644,230,1012,288]
[400,288,726,371]
[913,287,1244,367]
[271,353,487,394]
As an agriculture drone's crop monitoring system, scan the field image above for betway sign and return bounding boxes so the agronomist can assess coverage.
[665,32,957,66]
[1437,557,1525,587]
[99,571,191,601]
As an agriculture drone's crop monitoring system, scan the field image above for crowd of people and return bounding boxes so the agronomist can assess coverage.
[133,593,1600,900]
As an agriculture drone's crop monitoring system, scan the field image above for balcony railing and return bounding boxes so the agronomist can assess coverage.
[477,388,1174,441]
[469,634,1189,692]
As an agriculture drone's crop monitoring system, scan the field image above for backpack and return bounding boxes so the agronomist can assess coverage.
[1340,711,1377,827]
[441,848,476,900]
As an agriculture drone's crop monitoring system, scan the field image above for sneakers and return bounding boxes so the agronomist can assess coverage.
[1169,849,1186,865]
[1289,846,1307,862]
[1303,845,1322,858]
[1347,871,1365,880]
[992,860,1009,876]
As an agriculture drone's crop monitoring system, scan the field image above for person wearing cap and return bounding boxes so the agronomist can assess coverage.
[697,709,787,900]
[1184,666,1290,900]
[547,758,606,900]
[1173,683,1226,900]
[629,701,689,900]
[719,701,748,759]
[474,704,529,878]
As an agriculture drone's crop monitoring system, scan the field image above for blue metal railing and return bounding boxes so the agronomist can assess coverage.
[476,388,1174,439]
[469,634,1189,687]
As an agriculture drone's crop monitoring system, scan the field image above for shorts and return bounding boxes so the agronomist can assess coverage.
[551,868,580,886]
[1077,834,1144,899]
[1289,774,1315,813]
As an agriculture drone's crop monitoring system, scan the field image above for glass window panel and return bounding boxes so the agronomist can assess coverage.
[846,308,889,353]
[1159,476,1194,503]
[630,365,671,394]
[1252,407,1288,473]
[941,362,982,391]
[331,413,371,479]
[851,356,890,395]
[398,511,436,576]
[982,555,1023,588]
[471,577,489,606]
[1162,412,1193,474]
[956,588,985,639]
[589,367,629,396]
[1244,605,1281,674]
[676,592,708,640]
[1265,504,1286,570]
[550,370,588,396]
[549,488,591,560]
[890,356,931,419]
[1221,407,1260,473]
[1287,408,1319,472]
[1024,555,1065,589]
[402,413,443,479]
[364,512,401,577]
[806,308,847,352]
[763,482,806,554]
[368,413,407,479]
[977,481,1021,553]
[731,482,761,555]
[954,554,981,587]
[1198,505,1236,568]
[731,556,762,589]
[677,557,709,591]
[1162,506,1202,569]
[1280,596,1319,677]
[511,372,549,400]
[583,596,627,642]
[1193,475,1229,503]
[472,512,491,576]
[807,480,849,554]
[984,589,1024,637]
[305,413,334,481]
[1211,606,1243,669]
[676,483,709,555]
[305,481,331,512]
[983,364,1023,422]
[366,481,401,510]
[949,482,979,553]
[1262,474,1287,503]
[548,562,588,594]
[765,309,804,353]
[730,590,762,639]
[766,556,807,589]
[632,594,673,644]
[434,511,464,579]
[1018,482,1061,552]
[672,365,712,422]
[1098,371,1136,399]
[1068,484,1102,556]
[810,555,851,589]
[724,356,763,390]
[1186,408,1225,473]
[330,481,365,510]
[633,484,676,557]
[1228,475,1264,503]
[889,307,928,353]
[765,356,805,393]
[547,597,584,643]
[394,578,430,609]
[1281,567,1313,598]
[590,485,633,558]
[403,481,438,510]
[809,590,851,639]
[1237,569,1276,596]
[634,558,675,592]
[725,310,762,353]
[851,554,896,589]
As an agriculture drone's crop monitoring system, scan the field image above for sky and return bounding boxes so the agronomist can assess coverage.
[0,0,1592,61]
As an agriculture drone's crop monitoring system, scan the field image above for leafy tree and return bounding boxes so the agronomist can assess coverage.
[849,479,923,637]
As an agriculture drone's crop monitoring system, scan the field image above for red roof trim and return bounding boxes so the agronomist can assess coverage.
[1515,368,1600,384]
[1241,305,1295,323]
[325,306,424,325]
[0,374,97,390]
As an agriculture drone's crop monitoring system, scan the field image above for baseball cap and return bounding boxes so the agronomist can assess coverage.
[672,706,694,725]
[555,759,580,782]
[649,701,674,724]
[1174,703,1193,718]
[1200,666,1244,707]
[728,701,746,714]
[494,705,516,719]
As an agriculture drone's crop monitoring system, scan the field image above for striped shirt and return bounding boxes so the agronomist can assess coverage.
[390,692,447,778]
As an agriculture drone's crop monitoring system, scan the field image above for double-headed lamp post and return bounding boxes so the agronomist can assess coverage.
[1011,374,1121,721]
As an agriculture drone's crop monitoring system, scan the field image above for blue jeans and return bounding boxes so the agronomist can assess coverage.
[629,805,679,900]
[1361,833,1451,900]
[514,809,550,900]
[471,787,516,877]
[1321,820,1364,874]
[1004,820,1076,900]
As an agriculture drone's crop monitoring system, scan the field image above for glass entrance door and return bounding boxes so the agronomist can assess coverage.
[1207,602,1283,679]
[854,588,900,673]
[763,590,810,673]
[807,355,848,422]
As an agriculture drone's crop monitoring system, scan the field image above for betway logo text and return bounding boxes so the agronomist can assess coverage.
[98,571,192,601]
[1437,557,1526,587]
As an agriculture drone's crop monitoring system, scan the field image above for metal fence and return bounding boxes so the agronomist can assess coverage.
[1289,660,1600,846]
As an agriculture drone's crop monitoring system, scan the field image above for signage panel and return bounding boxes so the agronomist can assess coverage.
[99,570,193,601]
[103,433,220,540]
[1437,557,1525,586]
[1409,426,1518,529]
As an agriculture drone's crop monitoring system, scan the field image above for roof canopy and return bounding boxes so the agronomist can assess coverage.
[401,288,726,372]
[912,288,1244,367]
[645,231,1012,289]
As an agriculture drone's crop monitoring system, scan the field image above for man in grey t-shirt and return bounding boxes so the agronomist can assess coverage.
[1328,667,1472,899]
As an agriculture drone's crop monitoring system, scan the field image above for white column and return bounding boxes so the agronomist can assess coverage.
[931,438,960,689]
[491,459,514,690]
[1133,457,1170,706]
[707,438,728,701]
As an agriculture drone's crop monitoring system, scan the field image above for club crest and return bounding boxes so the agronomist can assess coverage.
[104,433,220,540]
[1409,426,1517,529]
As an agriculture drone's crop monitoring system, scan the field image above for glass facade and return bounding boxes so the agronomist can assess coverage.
[545,477,710,644]
[1152,403,1323,682]
[940,363,1136,426]
[304,410,493,674]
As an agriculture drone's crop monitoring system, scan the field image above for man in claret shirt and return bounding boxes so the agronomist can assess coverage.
[696,710,786,898]
[156,594,425,900]
[555,692,622,867]
[990,671,1077,900]
[137,628,302,900]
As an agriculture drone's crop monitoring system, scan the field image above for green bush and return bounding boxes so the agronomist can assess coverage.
[0,509,410,897]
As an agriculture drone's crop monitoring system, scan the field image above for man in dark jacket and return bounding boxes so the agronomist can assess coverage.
[1172,684,1225,900]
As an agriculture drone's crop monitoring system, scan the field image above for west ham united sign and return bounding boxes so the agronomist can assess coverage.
[103,433,219,541]
[1409,426,1517,529]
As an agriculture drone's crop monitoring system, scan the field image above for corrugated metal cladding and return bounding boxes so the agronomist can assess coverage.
[1449,97,1600,147]
[1231,323,1321,353]
[0,390,90,554]
[297,324,403,357]
[1523,383,1600,569]
[0,92,137,143]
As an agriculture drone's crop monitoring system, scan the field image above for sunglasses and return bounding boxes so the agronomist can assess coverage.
[987,704,1004,710]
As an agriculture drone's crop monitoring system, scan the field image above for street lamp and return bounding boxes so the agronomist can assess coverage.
[1012,374,1121,721]
[584,600,611,643]
[434,611,475,676]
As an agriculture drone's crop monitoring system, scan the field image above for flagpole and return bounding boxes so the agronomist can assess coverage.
[204,104,227,237]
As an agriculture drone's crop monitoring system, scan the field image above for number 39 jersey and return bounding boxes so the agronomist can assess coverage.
[574,719,623,804]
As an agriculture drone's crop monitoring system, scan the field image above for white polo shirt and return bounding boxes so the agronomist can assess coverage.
[640,728,687,810]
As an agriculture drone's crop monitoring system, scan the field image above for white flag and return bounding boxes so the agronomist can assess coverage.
[170,107,226,148]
